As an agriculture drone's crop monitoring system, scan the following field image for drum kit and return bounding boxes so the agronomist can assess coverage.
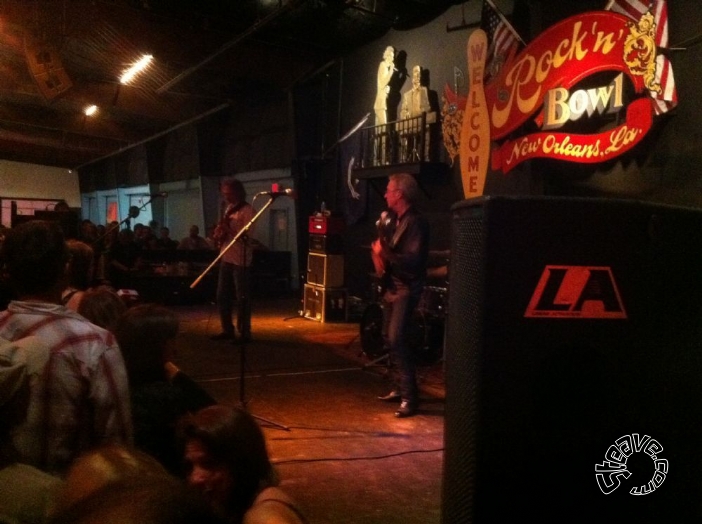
[359,249,449,367]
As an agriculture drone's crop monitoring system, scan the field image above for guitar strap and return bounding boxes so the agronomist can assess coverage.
[223,201,245,220]
[389,213,409,248]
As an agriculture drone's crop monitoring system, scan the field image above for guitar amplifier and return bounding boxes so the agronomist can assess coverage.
[309,234,343,254]
[307,253,344,287]
[303,284,348,323]
[308,215,345,235]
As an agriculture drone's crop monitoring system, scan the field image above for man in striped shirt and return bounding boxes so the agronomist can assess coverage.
[0,220,132,474]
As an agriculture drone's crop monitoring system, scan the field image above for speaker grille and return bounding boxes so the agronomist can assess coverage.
[442,196,702,523]
[442,206,485,524]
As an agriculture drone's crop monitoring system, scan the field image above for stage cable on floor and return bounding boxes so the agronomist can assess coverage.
[272,447,444,465]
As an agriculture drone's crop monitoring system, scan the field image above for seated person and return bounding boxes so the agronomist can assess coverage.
[77,286,128,334]
[178,225,212,251]
[114,304,215,474]
[153,227,178,250]
[182,405,307,524]
[107,229,143,290]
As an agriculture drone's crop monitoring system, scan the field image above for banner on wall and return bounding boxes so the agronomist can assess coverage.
[445,0,678,193]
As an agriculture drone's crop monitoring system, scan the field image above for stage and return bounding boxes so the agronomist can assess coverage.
[171,296,445,524]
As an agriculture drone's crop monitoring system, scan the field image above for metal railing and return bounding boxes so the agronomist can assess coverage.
[357,113,435,168]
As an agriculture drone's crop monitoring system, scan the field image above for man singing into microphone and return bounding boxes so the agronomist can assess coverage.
[211,178,254,342]
[372,173,429,417]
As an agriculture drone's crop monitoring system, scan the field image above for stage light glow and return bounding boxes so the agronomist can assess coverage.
[120,54,153,84]
[84,104,98,116]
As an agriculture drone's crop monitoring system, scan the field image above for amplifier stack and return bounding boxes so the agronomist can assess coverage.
[304,214,347,322]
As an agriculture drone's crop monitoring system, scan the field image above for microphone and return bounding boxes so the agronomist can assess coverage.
[150,192,168,198]
[258,188,297,199]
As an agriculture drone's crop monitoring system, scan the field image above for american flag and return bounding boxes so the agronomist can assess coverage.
[481,0,522,81]
[606,0,678,114]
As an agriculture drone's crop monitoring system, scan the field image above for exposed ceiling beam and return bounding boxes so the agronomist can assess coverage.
[156,0,306,94]
[76,101,231,170]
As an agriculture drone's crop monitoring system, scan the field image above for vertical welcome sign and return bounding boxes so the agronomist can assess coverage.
[459,29,490,198]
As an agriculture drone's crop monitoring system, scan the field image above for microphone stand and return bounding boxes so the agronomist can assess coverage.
[191,194,290,431]
[190,195,276,290]
[92,195,163,286]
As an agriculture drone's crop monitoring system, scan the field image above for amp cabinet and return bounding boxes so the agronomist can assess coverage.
[307,253,344,288]
[309,233,343,254]
[303,284,348,323]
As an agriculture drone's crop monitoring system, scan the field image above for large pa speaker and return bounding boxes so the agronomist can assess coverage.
[24,38,72,100]
[442,196,702,524]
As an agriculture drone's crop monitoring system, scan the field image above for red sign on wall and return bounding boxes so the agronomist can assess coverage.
[448,5,676,180]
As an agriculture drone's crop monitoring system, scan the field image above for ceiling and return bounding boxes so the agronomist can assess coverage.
[0,0,460,170]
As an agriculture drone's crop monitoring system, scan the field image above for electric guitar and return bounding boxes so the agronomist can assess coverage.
[374,209,396,292]
[213,201,245,248]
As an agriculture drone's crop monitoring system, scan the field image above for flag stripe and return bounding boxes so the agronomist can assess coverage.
[608,0,651,17]
[606,0,677,112]
[481,0,521,79]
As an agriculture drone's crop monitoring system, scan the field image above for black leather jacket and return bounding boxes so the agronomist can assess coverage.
[381,207,429,292]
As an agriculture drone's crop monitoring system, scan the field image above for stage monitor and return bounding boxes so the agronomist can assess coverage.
[442,196,702,523]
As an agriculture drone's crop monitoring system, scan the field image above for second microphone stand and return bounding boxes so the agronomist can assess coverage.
[191,193,289,431]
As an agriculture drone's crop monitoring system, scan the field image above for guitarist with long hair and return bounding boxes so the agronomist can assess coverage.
[371,173,429,417]
[211,178,255,342]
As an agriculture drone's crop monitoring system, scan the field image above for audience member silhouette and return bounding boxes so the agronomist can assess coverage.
[0,336,62,524]
[115,304,215,473]
[48,445,221,524]
[108,228,142,289]
[182,405,307,524]
[0,220,132,473]
[61,239,95,311]
[178,225,212,250]
[51,444,169,514]
[154,227,178,250]
[77,286,128,334]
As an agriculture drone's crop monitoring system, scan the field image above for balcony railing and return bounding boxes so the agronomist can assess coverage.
[356,112,437,169]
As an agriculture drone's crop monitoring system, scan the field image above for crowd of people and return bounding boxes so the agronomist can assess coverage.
[0,219,307,524]
[0,172,431,522]
[65,219,217,291]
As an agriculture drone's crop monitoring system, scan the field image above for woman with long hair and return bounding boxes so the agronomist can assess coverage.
[182,405,306,524]
[114,304,215,473]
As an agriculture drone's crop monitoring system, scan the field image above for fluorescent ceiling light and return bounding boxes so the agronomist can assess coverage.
[120,54,153,84]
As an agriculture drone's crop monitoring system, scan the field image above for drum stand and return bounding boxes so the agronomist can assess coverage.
[359,301,392,372]
[363,351,390,371]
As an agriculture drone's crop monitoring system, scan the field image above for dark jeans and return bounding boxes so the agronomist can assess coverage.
[382,281,422,404]
[216,262,251,337]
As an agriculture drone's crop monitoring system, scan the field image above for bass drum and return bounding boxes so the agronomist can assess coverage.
[359,303,444,365]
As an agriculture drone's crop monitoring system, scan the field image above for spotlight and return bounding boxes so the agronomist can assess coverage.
[84,104,98,116]
[120,54,153,85]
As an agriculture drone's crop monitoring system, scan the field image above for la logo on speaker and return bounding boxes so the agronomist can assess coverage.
[524,265,627,319]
